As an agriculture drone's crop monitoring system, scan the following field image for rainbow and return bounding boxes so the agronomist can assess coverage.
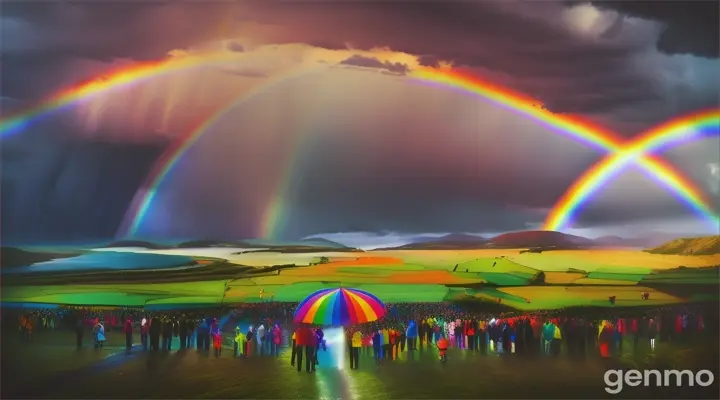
[0,51,247,137]
[260,68,718,238]
[544,109,720,231]
[6,56,714,239]
[127,67,717,239]
[118,67,325,237]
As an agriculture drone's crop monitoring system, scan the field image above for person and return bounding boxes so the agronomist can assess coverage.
[350,330,362,369]
[149,317,161,351]
[406,320,418,351]
[291,329,298,366]
[542,320,555,355]
[552,321,562,356]
[466,320,476,351]
[75,317,85,349]
[437,336,449,362]
[256,324,266,355]
[648,318,657,351]
[381,327,390,360]
[298,326,315,373]
[315,327,325,365]
[179,318,188,349]
[234,326,245,358]
[140,318,149,351]
[93,319,106,350]
[123,318,133,353]
[213,330,223,358]
[362,329,373,355]
[372,329,382,367]
[162,319,174,351]
[246,326,255,356]
[272,324,282,356]
[293,327,305,371]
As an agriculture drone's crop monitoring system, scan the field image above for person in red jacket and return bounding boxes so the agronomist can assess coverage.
[123,318,133,353]
[294,326,315,373]
[465,320,476,351]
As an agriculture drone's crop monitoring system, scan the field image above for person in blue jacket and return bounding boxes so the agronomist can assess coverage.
[372,329,383,366]
[542,320,555,355]
[406,320,418,351]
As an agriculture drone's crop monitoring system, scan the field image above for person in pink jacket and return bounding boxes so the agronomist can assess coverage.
[272,324,282,356]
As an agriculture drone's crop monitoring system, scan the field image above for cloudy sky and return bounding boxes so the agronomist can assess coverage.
[1,1,718,244]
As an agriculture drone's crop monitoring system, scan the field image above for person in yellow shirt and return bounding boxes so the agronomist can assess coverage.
[291,331,297,367]
[350,330,362,369]
[234,326,245,358]
[381,327,390,360]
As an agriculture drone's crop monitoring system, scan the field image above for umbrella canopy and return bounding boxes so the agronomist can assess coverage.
[294,288,386,326]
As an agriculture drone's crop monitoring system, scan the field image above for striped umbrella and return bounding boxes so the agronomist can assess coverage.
[294,288,386,326]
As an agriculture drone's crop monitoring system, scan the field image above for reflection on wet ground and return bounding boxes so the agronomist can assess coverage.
[2,331,718,399]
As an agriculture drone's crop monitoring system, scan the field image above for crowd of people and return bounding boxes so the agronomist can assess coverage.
[5,301,716,371]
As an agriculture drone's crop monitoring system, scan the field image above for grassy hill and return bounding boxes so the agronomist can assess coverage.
[1,247,80,268]
[645,236,720,255]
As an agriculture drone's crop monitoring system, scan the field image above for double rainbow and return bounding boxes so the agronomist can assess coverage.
[544,110,720,230]
[0,56,716,236]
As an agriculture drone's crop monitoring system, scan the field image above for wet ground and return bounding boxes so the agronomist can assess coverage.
[2,329,718,399]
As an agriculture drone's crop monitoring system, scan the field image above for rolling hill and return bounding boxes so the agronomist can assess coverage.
[486,230,594,249]
[645,236,720,255]
[0,247,80,268]
[102,240,171,249]
[384,233,487,250]
[381,231,599,250]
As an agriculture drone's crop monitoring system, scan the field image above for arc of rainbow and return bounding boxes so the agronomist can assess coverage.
[7,56,713,238]
[117,67,325,238]
[0,51,249,137]
[544,110,720,231]
[257,69,716,239]
[408,68,718,231]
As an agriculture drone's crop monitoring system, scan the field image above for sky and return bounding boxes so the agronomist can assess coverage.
[1,1,718,244]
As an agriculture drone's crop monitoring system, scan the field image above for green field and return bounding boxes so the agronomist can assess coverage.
[2,247,718,309]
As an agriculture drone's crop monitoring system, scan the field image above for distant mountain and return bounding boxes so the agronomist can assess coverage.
[485,230,594,249]
[299,237,349,249]
[593,235,653,248]
[1,247,79,268]
[103,240,171,250]
[176,240,244,248]
[645,235,720,255]
[383,233,487,250]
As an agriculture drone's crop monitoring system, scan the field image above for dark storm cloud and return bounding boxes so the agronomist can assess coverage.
[1,2,230,61]
[339,55,410,75]
[1,130,165,244]
[2,1,717,241]
[590,1,720,58]
[416,55,441,68]
[240,1,661,117]
[2,1,716,122]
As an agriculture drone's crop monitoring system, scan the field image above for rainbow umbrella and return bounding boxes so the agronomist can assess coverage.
[294,288,386,326]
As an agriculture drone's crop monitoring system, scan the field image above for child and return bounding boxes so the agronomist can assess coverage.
[93,319,106,350]
[437,336,449,362]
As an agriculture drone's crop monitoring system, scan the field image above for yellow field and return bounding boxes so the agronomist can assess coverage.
[219,248,720,272]
[4,247,717,308]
